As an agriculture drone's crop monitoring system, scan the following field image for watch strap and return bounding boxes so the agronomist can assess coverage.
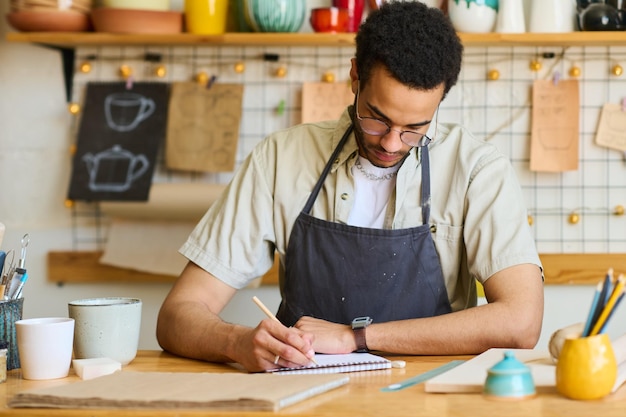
[353,327,369,353]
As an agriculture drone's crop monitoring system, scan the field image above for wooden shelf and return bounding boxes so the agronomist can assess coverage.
[7,31,626,48]
[47,251,625,286]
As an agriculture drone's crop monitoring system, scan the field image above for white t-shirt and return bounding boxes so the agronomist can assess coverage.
[348,155,400,228]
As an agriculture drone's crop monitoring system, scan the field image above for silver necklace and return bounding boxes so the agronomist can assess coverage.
[354,158,397,181]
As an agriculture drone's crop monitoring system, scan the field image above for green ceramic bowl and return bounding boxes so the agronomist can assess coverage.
[244,0,306,33]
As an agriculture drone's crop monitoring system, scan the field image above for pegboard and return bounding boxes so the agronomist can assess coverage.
[66,43,626,254]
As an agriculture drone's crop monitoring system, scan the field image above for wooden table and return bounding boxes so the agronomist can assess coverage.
[1,350,625,416]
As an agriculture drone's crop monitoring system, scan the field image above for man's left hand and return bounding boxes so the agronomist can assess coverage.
[294,316,356,354]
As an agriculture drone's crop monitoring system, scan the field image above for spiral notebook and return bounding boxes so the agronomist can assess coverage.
[268,352,391,375]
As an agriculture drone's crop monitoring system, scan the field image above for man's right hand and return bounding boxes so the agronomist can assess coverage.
[236,318,316,372]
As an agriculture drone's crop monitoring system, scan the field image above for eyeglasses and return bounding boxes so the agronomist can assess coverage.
[354,88,432,148]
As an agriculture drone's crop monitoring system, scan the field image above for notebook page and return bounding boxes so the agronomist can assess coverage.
[268,352,391,375]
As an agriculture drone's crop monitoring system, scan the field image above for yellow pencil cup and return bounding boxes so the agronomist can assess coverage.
[556,333,617,400]
[184,0,229,34]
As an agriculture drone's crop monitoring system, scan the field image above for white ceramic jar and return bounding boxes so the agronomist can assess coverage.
[496,0,525,33]
[528,0,576,33]
[448,0,499,33]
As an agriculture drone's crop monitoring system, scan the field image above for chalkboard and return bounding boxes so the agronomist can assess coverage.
[67,82,169,201]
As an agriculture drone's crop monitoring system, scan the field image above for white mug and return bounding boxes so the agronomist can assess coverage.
[68,297,142,366]
[15,317,75,380]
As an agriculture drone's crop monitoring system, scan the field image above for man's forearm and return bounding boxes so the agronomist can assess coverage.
[156,300,248,363]
[366,265,544,355]
[366,301,540,355]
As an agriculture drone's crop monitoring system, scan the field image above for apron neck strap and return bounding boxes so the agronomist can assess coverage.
[303,124,354,214]
[420,146,431,224]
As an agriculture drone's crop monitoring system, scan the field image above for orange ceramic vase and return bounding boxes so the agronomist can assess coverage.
[556,333,617,400]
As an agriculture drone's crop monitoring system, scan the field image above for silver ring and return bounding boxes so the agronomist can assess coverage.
[273,355,280,365]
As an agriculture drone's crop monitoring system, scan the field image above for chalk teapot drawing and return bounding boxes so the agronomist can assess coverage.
[83,145,149,192]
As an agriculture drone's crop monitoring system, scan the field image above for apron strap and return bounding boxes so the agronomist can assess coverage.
[303,123,432,226]
[303,125,354,215]
[420,146,431,224]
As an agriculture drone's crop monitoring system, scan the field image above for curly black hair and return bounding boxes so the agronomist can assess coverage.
[355,1,463,99]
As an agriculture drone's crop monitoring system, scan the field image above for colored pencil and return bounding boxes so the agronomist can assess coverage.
[588,271,612,333]
[582,281,603,337]
[590,274,626,336]
[599,291,625,334]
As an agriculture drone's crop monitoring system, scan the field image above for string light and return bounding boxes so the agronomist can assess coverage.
[79,61,92,73]
[611,63,623,76]
[196,71,209,86]
[234,61,245,73]
[154,64,167,78]
[119,64,132,79]
[569,64,581,77]
[529,59,542,72]
[526,205,625,226]
[487,69,500,80]
[68,103,81,115]
[322,71,335,83]
[274,66,287,78]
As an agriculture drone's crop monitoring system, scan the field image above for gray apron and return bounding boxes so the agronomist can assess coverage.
[276,125,451,327]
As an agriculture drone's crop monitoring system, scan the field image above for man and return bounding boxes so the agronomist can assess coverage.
[157,2,544,372]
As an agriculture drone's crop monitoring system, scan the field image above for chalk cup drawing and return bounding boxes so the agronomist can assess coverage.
[83,145,149,192]
[105,92,155,132]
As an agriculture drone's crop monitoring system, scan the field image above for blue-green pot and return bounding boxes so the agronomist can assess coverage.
[244,0,306,33]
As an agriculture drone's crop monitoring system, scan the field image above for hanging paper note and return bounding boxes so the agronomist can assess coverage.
[166,82,244,173]
[530,79,579,172]
[301,82,354,123]
[67,82,169,202]
[595,103,626,152]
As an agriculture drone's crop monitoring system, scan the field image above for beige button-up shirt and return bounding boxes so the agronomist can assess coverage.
[181,108,541,312]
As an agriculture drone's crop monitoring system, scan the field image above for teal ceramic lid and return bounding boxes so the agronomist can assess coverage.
[484,351,536,399]
[488,351,531,375]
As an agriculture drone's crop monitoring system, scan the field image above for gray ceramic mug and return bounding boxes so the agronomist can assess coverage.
[68,297,142,366]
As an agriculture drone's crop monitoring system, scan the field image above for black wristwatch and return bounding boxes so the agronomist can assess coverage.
[351,316,372,353]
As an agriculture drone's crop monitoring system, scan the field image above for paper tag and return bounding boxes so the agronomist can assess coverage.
[595,103,626,152]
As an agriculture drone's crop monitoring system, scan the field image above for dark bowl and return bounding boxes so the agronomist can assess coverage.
[579,3,623,31]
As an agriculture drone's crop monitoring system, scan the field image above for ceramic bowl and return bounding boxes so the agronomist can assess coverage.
[579,3,624,31]
[91,8,183,33]
[310,7,349,33]
[447,0,497,33]
[483,351,536,400]
[10,0,92,13]
[244,0,306,33]
[102,0,170,11]
[6,10,91,32]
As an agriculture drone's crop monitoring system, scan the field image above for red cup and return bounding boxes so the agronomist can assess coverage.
[332,0,364,32]
[310,7,349,33]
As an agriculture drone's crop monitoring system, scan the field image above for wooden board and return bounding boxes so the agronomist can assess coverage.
[424,348,555,394]
[47,251,279,285]
[47,252,623,286]
[540,254,626,285]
